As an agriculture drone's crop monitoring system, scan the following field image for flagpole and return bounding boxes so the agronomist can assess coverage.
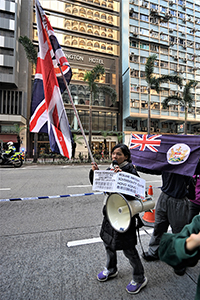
[59,66,95,163]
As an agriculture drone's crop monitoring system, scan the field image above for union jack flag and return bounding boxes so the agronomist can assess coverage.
[29,0,72,158]
[130,134,162,152]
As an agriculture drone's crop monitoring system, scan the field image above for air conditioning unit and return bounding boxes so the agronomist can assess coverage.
[169,28,173,32]
[182,17,186,23]
[188,17,191,21]
[169,0,173,5]
[150,29,154,33]
[183,58,187,62]
[174,55,178,60]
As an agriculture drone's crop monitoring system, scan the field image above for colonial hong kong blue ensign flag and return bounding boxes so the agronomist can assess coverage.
[29,0,72,158]
[129,134,200,176]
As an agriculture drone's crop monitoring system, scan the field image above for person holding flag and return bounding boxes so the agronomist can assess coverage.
[129,133,200,275]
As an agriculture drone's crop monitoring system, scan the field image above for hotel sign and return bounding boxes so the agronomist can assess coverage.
[65,53,105,65]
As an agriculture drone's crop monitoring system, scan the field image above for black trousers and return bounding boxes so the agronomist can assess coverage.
[104,242,144,283]
[188,201,200,223]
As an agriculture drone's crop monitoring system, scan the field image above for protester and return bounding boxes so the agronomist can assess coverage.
[137,167,192,275]
[89,144,147,294]
[159,215,200,300]
[188,175,200,223]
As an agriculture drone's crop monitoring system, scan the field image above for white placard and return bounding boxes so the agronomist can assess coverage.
[92,170,145,199]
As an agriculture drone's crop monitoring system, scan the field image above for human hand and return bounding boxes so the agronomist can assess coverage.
[114,166,122,173]
[186,232,200,252]
[91,162,99,171]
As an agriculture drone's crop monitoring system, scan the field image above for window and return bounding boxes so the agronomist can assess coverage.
[140,43,149,50]
[140,14,149,22]
[150,44,159,52]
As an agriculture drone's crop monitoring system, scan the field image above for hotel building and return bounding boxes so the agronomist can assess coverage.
[32,0,121,157]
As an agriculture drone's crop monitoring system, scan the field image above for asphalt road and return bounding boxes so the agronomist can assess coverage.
[0,164,199,300]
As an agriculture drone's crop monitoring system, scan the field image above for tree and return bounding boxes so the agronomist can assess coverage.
[162,80,198,135]
[84,64,117,154]
[19,36,37,66]
[19,36,38,162]
[145,55,183,135]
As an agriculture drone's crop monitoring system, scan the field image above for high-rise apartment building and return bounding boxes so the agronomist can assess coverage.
[122,0,200,145]
[0,0,32,151]
[32,0,121,157]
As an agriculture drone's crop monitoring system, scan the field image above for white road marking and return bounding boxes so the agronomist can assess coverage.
[67,226,172,247]
[67,228,154,248]
[67,185,91,188]
[0,188,11,191]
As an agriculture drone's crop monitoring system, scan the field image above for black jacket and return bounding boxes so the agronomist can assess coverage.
[90,162,141,250]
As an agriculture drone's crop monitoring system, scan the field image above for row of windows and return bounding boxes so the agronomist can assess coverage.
[40,0,116,12]
[64,35,117,54]
[130,26,200,48]
[132,0,200,13]
[66,109,117,131]
[64,21,117,40]
[130,49,200,63]
[33,30,117,55]
[130,40,200,51]
[130,100,199,112]
[0,90,23,115]
[130,85,197,97]
[130,63,199,74]
[130,10,200,25]
[65,4,116,18]
[131,25,199,37]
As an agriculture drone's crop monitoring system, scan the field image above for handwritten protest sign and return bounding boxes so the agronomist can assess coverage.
[92,170,145,199]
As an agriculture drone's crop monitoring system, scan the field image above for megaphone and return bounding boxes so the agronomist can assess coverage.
[106,192,155,233]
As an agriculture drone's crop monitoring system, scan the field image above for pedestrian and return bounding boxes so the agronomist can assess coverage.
[89,144,147,294]
[159,215,200,300]
[137,168,192,276]
[188,175,200,223]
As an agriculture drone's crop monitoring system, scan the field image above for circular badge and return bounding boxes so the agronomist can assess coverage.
[167,143,190,165]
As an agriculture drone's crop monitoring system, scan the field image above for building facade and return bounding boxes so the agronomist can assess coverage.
[122,0,200,146]
[0,0,32,151]
[32,0,121,158]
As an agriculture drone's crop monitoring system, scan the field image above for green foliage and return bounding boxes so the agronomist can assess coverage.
[84,64,116,103]
[19,36,37,66]
[145,55,183,92]
[72,134,83,145]
[162,80,198,109]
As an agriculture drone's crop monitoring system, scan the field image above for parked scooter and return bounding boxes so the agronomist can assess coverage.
[0,150,23,167]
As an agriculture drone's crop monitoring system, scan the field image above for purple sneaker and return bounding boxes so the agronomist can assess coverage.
[126,277,148,294]
[97,268,118,282]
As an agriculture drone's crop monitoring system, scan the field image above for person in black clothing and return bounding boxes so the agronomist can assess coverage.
[138,167,192,275]
[89,144,147,294]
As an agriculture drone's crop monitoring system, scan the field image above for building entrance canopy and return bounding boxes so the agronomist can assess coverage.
[0,134,18,143]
